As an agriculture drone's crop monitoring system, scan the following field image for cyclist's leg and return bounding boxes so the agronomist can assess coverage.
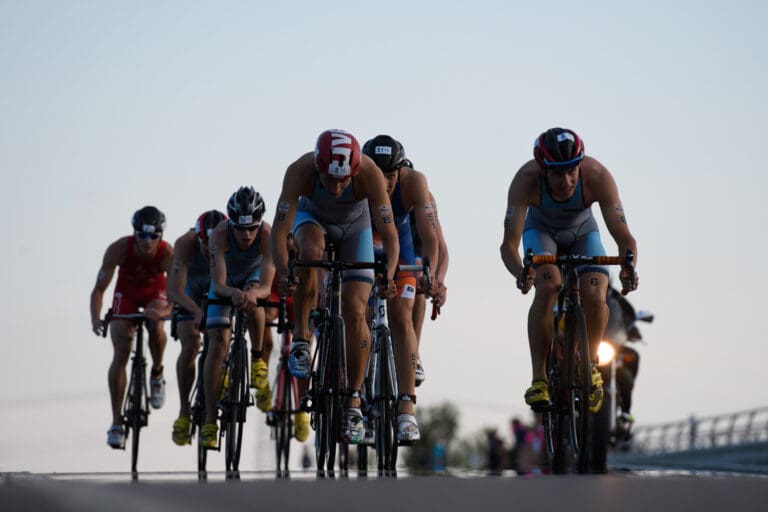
[522,230,560,385]
[203,326,232,425]
[176,319,201,418]
[108,319,137,426]
[575,229,610,363]
[292,220,324,341]
[145,297,169,375]
[388,281,418,416]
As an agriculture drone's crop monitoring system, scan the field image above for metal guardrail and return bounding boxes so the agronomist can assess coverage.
[628,406,768,453]
[609,406,768,474]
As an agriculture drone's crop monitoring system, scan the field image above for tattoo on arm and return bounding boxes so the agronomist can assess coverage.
[504,207,519,229]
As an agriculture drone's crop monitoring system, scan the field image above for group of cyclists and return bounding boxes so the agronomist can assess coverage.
[90,126,639,470]
[90,129,450,452]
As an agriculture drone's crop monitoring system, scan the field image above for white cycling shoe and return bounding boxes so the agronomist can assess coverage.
[396,414,421,444]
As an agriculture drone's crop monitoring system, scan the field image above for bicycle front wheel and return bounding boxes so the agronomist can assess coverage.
[125,355,146,475]
[224,339,248,475]
[565,302,592,473]
[274,363,294,473]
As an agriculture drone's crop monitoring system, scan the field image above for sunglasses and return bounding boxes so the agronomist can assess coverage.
[233,223,260,232]
[136,231,161,240]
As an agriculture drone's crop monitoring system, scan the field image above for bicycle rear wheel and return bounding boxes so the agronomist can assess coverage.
[224,338,248,476]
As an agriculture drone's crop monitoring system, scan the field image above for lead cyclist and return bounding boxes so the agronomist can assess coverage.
[500,127,639,414]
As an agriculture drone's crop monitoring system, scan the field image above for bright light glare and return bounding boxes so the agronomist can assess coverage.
[597,341,616,366]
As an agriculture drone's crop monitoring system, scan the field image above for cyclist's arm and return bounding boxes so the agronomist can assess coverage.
[89,239,123,334]
[209,220,240,302]
[249,222,277,301]
[360,156,400,280]
[430,192,449,285]
[271,155,312,281]
[500,163,537,279]
[407,170,439,294]
[589,162,638,266]
[167,232,201,319]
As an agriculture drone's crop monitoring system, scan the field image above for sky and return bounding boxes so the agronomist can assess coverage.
[1,0,767,473]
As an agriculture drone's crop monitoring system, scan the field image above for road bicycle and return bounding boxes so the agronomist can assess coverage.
[204,296,286,478]
[289,241,383,476]
[519,249,634,474]
[360,259,431,477]
[102,309,168,476]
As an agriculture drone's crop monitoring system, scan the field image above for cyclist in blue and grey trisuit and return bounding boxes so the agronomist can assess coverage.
[200,186,276,449]
[500,127,639,414]
[167,209,227,446]
[270,129,399,445]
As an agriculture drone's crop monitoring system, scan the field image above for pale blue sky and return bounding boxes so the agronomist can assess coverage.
[1,1,766,472]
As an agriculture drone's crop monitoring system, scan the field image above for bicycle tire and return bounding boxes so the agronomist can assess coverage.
[274,363,294,473]
[313,318,332,472]
[192,337,208,476]
[126,348,146,475]
[373,325,396,474]
[570,302,592,473]
[325,315,346,473]
[544,320,569,474]
[224,337,247,474]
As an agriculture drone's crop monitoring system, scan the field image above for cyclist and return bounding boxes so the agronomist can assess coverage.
[500,127,639,414]
[199,187,276,448]
[362,135,441,442]
[270,129,399,444]
[90,206,174,448]
[403,158,449,387]
[166,209,227,446]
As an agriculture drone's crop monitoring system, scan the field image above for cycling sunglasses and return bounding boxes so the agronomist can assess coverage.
[233,223,261,232]
[543,153,584,171]
[136,231,161,240]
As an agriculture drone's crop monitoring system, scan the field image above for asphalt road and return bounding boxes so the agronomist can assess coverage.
[2,471,767,512]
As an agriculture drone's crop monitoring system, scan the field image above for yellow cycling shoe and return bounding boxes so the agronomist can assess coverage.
[172,416,191,446]
[256,383,273,412]
[251,359,269,390]
[589,366,604,413]
[200,423,218,449]
[294,411,310,442]
[525,380,552,411]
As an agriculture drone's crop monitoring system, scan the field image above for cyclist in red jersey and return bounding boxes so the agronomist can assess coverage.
[90,206,174,449]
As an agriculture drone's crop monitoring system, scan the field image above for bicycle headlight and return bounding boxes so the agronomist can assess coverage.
[597,341,616,366]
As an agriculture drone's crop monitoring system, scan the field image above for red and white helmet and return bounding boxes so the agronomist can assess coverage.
[314,129,362,178]
[194,209,227,245]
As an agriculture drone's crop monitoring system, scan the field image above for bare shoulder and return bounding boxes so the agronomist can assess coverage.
[356,155,387,193]
[284,152,315,189]
[210,220,230,250]
[173,230,196,261]
[104,237,129,265]
[508,160,540,204]
[580,156,618,202]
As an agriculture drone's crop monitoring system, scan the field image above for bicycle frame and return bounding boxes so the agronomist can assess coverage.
[290,241,382,476]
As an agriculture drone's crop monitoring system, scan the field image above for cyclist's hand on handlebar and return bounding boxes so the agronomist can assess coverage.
[518,266,535,294]
[144,308,163,322]
[92,317,105,336]
[376,274,397,300]
[419,274,438,298]
[431,282,447,308]
[620,267,638,295]
[278,271,298,297]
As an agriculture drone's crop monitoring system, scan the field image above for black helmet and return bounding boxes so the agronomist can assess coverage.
[132,206,166,234]
[195,209,227,245]
[362,135,406,173]
[533,127,585,170]
[227,186,265,226]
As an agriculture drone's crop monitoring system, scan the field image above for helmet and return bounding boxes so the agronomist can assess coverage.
[314,129,362,178]
[403,158,414,168]
[194,209,227,245]
[362,135,406,173]
[227,186,265,226]
[132,206,166,234]
[533,128,585,170]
